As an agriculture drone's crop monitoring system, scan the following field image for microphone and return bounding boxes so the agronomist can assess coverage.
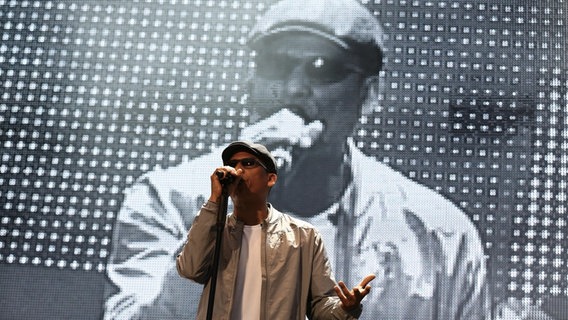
[215,170,235,185]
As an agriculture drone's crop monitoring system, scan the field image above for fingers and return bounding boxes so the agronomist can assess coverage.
[239,108,323,148]
[209,167,243,201]
[239,109,303,143]
[335,274,375,310]
[359,273,376,287]
[214,166,242,180]
[334,281,354,308]
[337,281,350,297]
[334,282,346,300]
[353,274,375,298]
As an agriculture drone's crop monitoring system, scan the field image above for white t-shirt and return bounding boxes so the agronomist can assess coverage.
[230,224,262,320]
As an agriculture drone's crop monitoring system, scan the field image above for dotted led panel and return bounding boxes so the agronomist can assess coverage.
[0,0,566,315]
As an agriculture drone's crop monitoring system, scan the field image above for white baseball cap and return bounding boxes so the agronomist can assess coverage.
[248,0,385,74]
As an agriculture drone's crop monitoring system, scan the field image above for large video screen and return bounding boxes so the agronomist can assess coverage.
[1,0,566,319]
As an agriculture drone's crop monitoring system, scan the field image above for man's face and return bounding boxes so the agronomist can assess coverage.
[227,151,276,204]
[246,32,370,213]
[249,32,368,154]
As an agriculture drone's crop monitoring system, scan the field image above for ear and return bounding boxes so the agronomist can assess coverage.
[360,75,379,100]
[360,75,382,115]
[267,173,278,188]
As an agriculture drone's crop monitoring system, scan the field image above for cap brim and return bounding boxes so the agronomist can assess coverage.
[222,141,278,174]
[250,25,350,50]
[222,142,259,163]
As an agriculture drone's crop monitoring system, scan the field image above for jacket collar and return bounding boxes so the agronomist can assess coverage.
[227,203,282,228]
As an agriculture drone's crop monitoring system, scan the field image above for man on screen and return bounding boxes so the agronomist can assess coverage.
[104,0,490,318]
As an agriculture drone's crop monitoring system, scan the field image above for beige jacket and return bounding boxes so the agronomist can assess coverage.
[176,201,361,320]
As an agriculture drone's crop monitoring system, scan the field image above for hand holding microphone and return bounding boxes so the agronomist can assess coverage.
[215,170,235,186]
[209,167,242,203]
[240,108,323,147]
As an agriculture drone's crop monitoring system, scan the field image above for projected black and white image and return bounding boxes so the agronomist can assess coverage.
[0,0,566,319]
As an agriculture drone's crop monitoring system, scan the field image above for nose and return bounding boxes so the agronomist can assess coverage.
[284,64,312,99]
[280,65,319,119]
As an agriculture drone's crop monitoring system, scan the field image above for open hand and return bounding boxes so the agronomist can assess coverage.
[334,274,376,310]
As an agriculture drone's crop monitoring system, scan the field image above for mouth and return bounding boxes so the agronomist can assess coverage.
[281,104,319,123]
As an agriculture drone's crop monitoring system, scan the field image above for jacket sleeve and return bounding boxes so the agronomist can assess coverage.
[104,177,199,319]
[104,151,218,320]
[433,230,491,320]
[309,230,362,320]
[346,139,490,319]
[176,200,219,284]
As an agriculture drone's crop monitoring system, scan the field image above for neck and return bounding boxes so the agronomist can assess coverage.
[234,201,268,225]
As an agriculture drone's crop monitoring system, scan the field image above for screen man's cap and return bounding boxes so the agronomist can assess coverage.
[248,0,385,74]
[222,141,278,174]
